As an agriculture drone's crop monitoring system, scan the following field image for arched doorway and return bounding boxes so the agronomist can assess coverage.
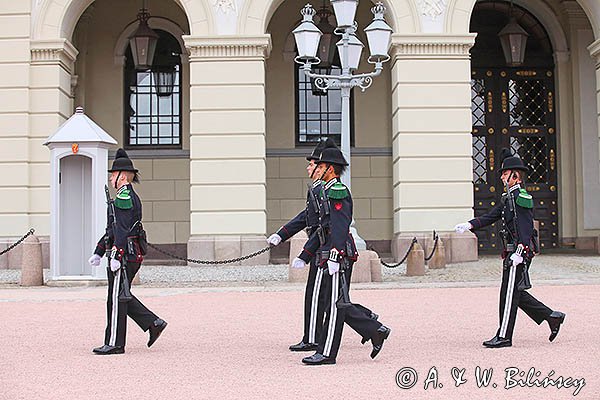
[470,1,558,252]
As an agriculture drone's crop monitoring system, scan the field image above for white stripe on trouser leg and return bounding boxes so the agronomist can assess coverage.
[308,267,324,344]
[109,269,121,346]
[323,272,338,357]
[499,265,516,338]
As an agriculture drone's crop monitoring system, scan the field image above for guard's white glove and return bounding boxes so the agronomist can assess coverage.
[454,222,472,234]
[291,257,307,269]
[509,252,523,268]
[510,244,525,268]
[110,258,121,272]
[267,233,282,246]
[88,254,102,267]
[327,260,340,275]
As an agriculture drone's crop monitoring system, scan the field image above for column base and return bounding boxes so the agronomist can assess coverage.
[392,231,477,264]
[187,235,270,266]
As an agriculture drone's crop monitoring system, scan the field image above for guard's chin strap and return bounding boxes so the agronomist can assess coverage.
[309,163,317,180]
[318,164,330,182]
[114,171,122,190]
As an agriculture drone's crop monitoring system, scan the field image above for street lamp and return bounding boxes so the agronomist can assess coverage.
[293,1,393,249]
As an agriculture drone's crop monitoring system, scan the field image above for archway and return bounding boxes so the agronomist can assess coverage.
[32,0,212,41]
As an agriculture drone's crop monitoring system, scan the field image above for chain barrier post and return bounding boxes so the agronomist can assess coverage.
[20,231,43,286]
[427,231,446,269]
[406,241,425,276]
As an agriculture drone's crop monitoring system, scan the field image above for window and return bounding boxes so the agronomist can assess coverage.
[124,29,182,147]
[295,64,354,146]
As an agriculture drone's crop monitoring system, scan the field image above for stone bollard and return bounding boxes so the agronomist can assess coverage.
[427,238,446,269]
[350,250,375,283]
[370,258,382,282]
[406,242,425,276]
[132,273,141,285]
[20,234,43,286]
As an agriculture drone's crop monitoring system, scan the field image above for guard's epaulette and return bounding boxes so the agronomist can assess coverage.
[515,188,533,209]
[115,189,133,209]
[327,182,349,200]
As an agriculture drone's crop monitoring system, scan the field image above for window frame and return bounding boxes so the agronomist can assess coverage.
[294,63,355,148]
[123,30,183,150]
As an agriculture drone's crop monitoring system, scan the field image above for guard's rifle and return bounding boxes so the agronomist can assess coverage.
[336,258,353,309]
[505,178,532,291]
[105,185,132,302]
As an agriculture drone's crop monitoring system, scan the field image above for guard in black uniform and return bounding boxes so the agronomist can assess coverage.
[301,147,390,365]
[267,138,337,351]
[454,149,565,348]
[88,149,167,355]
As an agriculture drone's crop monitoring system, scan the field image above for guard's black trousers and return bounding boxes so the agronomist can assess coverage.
[497,260,553,340]
[302,261,372,345]
[302,259,327,345]
[317,264,381,359]
[104,262,158,347]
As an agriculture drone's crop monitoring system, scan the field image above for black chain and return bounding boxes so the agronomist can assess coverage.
[147,242,272,265]
[0,229,35,256]
[371,237,418,268]
[424,230,439,261]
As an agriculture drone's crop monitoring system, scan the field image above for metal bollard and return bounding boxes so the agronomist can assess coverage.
[406,242,425,276]
[427,238,446,269]
[20,234,43,286]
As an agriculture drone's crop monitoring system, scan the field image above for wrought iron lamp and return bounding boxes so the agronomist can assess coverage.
[498,0,529,67]
[128,0,159,70]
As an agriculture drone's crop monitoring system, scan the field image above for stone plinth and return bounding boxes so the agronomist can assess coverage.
[20,235,43,286]
[406,242,425,276]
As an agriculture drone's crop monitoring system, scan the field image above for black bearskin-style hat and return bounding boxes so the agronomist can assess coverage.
[108,148,138,173]
[306,137,338,161]
[317,147,349,166]
[499,147,529,172]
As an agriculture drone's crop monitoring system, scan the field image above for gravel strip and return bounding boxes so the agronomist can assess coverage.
[1,254,599,287]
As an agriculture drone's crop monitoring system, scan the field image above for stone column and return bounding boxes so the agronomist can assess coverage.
[29,39,78,239]
[389,34,477,263]
[0,1,32,243]
[184,35,271,266]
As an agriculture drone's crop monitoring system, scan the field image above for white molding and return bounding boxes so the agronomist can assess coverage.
[30,38,79,72]
[390,34,476,59]
[183,35,272,60]
[588,39,600,67]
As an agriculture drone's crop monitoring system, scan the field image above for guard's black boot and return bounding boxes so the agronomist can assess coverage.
[148,318,168,348]
[93,345,125,355]
[370,325,391,359]
[302,353,336,365]
[289,341,318,352]
[547,311,565,342]
[482,335,512,348]
[361,313,381,345]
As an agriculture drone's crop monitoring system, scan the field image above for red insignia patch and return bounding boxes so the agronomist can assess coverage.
[334,202,343,211]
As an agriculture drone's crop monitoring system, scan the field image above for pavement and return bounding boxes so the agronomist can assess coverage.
[0,254,599,399]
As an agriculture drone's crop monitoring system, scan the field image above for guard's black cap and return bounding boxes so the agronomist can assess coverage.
[306,137,337,161]
[108,148,138,173]
[317,147,348,166]
[499,147,528,172]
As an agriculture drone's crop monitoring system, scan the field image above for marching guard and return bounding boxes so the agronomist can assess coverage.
[300,147,391,365]
[88,149,167,355]
[455,149,565,348]
[267,138,336,351]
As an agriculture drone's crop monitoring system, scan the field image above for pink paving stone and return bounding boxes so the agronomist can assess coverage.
[0,284,598,400]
